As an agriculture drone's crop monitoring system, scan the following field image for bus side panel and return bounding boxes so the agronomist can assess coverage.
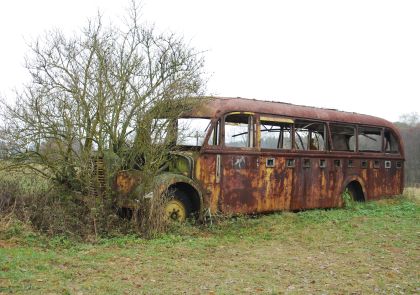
[308,158,331,208]
[386,160,404,196]
[329,158,345,208]
[366,160,381,200]
[288,158,341,210]
[257,156,293,211]
[367,159,404,200]
[195,154,220,213]
[219,153,260,214]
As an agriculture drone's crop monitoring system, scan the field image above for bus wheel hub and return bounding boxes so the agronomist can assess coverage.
[165,199,186,222]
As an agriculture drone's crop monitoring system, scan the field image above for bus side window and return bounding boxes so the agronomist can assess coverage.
[224,113,255,148]
[358,126,382,152]
[330,124,356,152]
[260,119,292,150]
[384,129,399,153]
[294,121,326,151]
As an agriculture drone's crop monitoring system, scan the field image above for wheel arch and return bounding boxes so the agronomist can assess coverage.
[342,175,367,202]
[154,173,204,214]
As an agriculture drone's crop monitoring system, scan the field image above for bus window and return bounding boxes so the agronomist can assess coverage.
[330,124,356,151]
[384,129,399,153]
[225,113,255,148]
[207,120,221,146]
[260,118,292,150]
[176,118,211,146]
[358,126,382,152]
[295,121,326,151]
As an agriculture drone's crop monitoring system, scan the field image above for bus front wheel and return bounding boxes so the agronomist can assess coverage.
[164,190,192,222]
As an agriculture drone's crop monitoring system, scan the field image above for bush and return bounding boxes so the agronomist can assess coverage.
[0,171,136,241]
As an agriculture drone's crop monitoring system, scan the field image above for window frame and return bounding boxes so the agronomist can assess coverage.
[294,120,328,152]
[259,115,294,151]
[222,112,257,150]
[205,118,221,148]
[383,128,400,154]
[329,123,357,152]
[357,125,384,153]
[208,112,401,157]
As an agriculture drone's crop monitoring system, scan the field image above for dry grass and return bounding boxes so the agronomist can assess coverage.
[404,187,420,199]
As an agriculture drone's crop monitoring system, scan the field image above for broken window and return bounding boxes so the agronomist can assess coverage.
[224,113,255,148]
[176,118,211,146]
[260,117,293,150]
[384,129,399,153]
[330,124,356,151]
[151,118,211,147]
[294,121,326,151]
[358,126,382,152]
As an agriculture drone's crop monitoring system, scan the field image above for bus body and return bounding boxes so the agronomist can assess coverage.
[116,97,404,219]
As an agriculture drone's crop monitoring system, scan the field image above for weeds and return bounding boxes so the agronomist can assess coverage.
[0,170,130,241]
[2,163,419,244]
[341,188,356,209]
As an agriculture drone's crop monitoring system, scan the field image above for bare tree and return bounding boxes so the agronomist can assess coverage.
[1,5,205,191]
[0,3,206,237]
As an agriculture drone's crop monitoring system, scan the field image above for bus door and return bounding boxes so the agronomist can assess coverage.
[219,113,260,214]
[195,119,222,214]
[258,116,295,211]
[293,121,329,209]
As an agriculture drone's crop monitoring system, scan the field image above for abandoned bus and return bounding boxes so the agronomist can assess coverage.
[116,97,404,221]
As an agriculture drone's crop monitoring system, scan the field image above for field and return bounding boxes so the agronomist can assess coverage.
[0,189,419,294]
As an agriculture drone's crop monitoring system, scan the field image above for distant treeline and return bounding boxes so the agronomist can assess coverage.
[395,121,420,187]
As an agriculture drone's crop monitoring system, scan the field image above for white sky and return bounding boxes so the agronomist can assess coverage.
[0,0,419,122]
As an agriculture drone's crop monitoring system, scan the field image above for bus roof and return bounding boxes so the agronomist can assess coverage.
[192,96,397,130]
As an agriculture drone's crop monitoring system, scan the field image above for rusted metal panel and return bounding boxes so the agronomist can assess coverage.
[191,97,404,215]
[115,97,405,218]
[195,154,219,212]
[219,152,260,214]
[195,154,404,214]
[193,97,395,126]
[115,170,143,196]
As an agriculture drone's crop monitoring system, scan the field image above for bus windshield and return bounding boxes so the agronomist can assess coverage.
[151,118,211,147]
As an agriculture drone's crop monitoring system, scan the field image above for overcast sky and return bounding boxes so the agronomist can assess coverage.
[0,0,419,122]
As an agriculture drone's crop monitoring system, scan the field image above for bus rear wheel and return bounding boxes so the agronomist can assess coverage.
[164,190,192,222]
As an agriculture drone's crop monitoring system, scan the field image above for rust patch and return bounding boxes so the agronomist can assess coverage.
[115,170,142,195]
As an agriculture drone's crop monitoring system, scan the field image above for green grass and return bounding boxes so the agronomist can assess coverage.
[1,192,419,294]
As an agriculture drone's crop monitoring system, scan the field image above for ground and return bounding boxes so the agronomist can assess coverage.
[0,190,419,294]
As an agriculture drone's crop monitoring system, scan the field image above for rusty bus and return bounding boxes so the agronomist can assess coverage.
[116,97,404,221]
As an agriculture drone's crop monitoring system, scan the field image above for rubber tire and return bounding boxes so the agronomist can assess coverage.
[166,189,192,222]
